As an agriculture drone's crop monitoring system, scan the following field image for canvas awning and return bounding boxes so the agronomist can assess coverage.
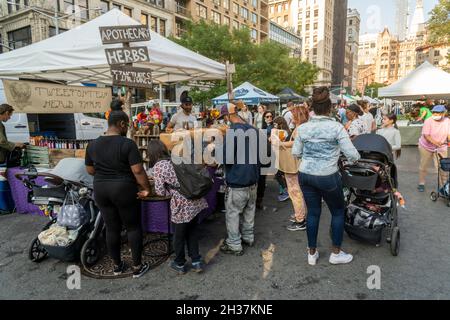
[0,9,225,85]
[379,61,450,100]
[212,82,279,105]
[277,88,306,102]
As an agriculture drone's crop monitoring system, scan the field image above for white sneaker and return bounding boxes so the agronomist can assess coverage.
[308,250,319,266]
[329,251,353,265]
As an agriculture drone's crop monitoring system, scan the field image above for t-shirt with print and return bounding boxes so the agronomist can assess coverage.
[361,112,374,133]
[170,111,198,130]
[419,117,450,153]
[348,118,368,137]
[85,135,142,183]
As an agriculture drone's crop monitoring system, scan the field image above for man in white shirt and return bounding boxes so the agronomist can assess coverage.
[282,101,295,130]
[166,96,198,132]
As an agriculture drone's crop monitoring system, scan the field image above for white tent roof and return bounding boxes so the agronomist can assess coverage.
[379,61,450,100]
[0,9,225,85]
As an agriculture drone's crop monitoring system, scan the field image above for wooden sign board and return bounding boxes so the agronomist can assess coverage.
[2,79,111,113]
[100,25,151,44]
[105,46,150,65]
[110,66,152,88]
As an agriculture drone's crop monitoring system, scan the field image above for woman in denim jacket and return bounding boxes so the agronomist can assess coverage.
[292,87,360,266]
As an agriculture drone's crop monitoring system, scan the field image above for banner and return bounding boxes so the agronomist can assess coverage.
[2,80,111,114]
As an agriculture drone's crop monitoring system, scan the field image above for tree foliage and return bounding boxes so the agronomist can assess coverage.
[170,20,319,105]
[428,0,450,44]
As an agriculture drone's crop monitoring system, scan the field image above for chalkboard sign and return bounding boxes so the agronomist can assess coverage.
[105,47,150,65]
[100,25,151,44]
[110,66,152,88]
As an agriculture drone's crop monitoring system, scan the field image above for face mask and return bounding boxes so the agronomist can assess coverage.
[432,116,443,121]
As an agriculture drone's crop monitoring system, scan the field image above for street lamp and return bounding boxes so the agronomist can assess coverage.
[6,1,102,35]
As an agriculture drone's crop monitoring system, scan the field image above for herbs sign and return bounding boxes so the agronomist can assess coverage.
[100,25,152,88]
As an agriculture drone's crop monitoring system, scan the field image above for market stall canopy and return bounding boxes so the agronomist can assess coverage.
[379,61,450,100]
[330,92,339,104]
[0,9,225,85]
[277,88,306,102]
[212,82,280,105]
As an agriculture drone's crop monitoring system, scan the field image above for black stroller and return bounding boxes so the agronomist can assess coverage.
[15,163,105,268]
[339,134,401,256]
[430,153,450,207]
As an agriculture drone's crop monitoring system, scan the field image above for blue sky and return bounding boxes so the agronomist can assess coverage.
[348,0,439,36]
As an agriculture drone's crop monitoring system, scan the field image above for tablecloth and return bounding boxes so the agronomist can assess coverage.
[7,167,48,215]
[399,125,422,146]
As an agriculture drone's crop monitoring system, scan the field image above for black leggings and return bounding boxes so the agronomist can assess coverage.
[94,181,143,266]
[172,216,201,266]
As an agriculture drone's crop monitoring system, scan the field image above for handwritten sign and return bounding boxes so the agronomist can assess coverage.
[99,25,151,44]
[110,66,152,88]
[2,79,111,114]
[105,47,150,65]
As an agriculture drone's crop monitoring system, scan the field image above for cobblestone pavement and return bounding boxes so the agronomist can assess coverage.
[0,147,449,300]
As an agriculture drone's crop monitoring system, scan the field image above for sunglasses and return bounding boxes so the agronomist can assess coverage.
[265,115,273,119]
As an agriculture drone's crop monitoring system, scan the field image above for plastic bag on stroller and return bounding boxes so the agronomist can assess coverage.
[57,190,90,230]
[347,204,387,229]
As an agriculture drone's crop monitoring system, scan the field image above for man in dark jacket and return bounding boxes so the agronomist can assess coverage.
[0,104,24,165]
[216,103,260,256]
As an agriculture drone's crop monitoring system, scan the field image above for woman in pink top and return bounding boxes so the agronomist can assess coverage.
[418,105,450,192]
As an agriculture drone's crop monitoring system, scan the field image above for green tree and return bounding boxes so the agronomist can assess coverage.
[364,83,387,98]
[428,0,450,44]
[170,21,319,105]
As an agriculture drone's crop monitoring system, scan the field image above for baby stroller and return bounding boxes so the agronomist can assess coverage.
[15,159,105,267]
[339,134,401,256]
[430,153,450,207]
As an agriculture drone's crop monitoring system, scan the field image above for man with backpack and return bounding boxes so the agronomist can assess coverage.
[216,103,261,256]
[282,101,295,130]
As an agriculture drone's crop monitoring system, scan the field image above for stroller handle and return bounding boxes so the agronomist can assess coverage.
[15,172,91,190]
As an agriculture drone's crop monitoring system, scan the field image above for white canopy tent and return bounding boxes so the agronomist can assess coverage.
[379,61,450,100]
[0,9,225,85]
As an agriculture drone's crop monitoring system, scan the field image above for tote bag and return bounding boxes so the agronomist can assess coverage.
[273,129,300,174]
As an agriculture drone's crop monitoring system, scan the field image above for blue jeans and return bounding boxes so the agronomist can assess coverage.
[299,172,346,249]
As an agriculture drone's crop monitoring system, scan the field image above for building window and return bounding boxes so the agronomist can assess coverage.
[251,29,257,39]
[306,11,310,18]
[196,4,207,18]
[233,20,239,29]
[223,0,230,10]
[435,50,440,57]
[123,7,132,17]
[49,27,68,37]
[147,0,165,8]
[233,2,239,15]
[212,11,221,24]
[349,19,353,25]
[8,26,32,50]
[112,3,121,10]
[64,0,75,13]
[241,7,248,19]
[223,16,230,25]
[141,13,149,27]
[160,20,166,36]
[253,0,258,8]
[314,9,318,17]
[7,1,14,14]
[78,0,89,19]
[151,16,158,32]
[270,5,274,14]
[213,0,220,7]
[252,13,257,24]
[314,22,318,29]
[277,4,282,13]
[306,24,309,31]
[100,0,110,14]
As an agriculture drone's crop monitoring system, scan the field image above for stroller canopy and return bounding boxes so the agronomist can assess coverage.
[352,134,394,164]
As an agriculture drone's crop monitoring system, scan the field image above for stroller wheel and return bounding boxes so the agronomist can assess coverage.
[430,192,438,202]
[390,227,400,257]
[28,238,48,263]
[80,238,101,269]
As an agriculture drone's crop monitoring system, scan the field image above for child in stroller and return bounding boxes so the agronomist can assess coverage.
[15,158,104,267]
[340,134,401,256]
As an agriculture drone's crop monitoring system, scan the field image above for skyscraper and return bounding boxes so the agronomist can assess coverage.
[408,0,425,39]
[395,0,410,41]
[331,0,348,88]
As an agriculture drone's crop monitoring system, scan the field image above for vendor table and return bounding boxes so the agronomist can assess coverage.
[398,125,423,146]
[141,197,172,234]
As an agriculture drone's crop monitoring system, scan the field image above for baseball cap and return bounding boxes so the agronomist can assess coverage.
[181,96,193,104]
[218,103,238,119]
[432,105,447,113]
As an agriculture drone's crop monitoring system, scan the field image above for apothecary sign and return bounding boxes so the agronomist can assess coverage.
[100,25,151,44]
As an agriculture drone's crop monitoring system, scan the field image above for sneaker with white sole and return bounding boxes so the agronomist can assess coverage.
[308,250,319,266]
[329,251,353,265]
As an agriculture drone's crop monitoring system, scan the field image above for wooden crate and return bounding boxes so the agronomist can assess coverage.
[25,146,50,168]
[49,149,76,168]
